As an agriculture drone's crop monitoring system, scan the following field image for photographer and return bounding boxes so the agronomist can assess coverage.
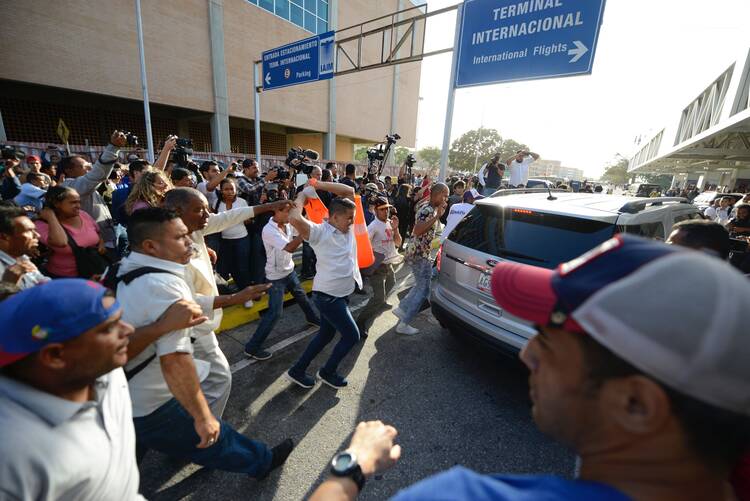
[477,153,505,196]
[504,149,540,188]
[197,160,228,210]
[236,159,276,206]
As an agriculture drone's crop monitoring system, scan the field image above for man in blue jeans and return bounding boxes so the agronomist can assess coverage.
[394,183,448,335]
[117,208,293,478]
[286,179,361,390]
[244,204,320,360]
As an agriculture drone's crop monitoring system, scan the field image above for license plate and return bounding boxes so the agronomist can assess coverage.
[477,272,491,293]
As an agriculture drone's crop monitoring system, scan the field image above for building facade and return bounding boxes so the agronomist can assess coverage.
[0,0,421,161]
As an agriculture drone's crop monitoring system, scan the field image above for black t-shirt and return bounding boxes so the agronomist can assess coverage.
[485,162,505,188]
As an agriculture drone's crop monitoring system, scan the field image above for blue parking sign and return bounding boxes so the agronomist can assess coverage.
[262,31,335,91]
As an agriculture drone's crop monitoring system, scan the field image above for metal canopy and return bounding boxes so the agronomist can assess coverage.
[629,47,750,175]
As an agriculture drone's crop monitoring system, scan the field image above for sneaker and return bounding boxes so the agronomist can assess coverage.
[258,439,295,479]
[396,321,419,335]
[244,348,272,361]
[317,370,348,389]
[244,300,254,309]
[286,369,315,389]
[355,321,368,340]
[392,306,406,320]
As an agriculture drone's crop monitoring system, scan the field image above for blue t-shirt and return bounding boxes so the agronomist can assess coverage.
[391,467,631,501]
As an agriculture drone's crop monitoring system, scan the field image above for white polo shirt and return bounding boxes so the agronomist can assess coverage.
[307,221,362,297]
[263,219,298,280]
[0,369,145,500]
[117,252,209,418]
[508,156,535,186]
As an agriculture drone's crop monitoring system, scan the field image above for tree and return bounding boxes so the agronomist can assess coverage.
[448,127,529,173]
[418,146,441,170]
[639,173,673,190]
[354,145,367,163]
[393,146,411,165]
[601,155,630,185]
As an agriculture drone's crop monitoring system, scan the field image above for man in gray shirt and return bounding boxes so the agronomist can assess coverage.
[0,279,144,500]
[60,131,127,253]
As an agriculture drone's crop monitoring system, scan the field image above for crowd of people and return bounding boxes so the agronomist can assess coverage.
[1,133,750,501]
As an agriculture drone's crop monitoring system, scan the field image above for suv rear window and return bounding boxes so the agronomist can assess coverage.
[448,205,616,269]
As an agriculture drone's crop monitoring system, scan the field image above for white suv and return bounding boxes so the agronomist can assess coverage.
[432,190,701,353]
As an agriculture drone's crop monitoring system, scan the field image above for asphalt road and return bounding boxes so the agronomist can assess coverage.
[139,266,575,500]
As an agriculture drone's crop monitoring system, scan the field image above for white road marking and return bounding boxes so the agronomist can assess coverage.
[229,279,415,374]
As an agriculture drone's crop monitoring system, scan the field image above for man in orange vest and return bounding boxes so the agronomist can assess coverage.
[285,179,362,390]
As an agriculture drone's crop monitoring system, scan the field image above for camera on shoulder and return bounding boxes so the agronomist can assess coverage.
[285,147,319,175]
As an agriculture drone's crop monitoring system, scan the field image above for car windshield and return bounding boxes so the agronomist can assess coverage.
[448,205,616,269]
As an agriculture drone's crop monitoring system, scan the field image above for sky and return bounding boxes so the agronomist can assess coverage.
[414,0,750,178]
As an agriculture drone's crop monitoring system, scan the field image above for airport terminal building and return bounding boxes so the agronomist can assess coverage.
[1,0,421,161]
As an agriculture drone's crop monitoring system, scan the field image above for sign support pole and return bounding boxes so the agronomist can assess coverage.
[253,61,262,163]
[438,3,463,182]
[135,0,155,164]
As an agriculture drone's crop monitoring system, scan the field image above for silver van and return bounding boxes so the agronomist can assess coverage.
[431,191,700,353]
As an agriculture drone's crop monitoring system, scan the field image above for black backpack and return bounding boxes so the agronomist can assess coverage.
[100,263,182,380]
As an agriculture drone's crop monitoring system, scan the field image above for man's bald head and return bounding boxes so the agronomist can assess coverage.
[163,187,204,211]
[430,182,450,207]
[163,187,210,232]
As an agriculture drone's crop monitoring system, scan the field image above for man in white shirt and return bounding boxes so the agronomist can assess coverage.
[714,196,733,225]
[163,188,290,417]
[355,197,402,339]
[286,179,362,390]
[441,190,483,243]
[117,208,292,478]
[244,204,320,360]
[504,150,540,188]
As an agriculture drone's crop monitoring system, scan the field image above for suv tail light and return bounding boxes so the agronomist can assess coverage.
[436,244,443,272]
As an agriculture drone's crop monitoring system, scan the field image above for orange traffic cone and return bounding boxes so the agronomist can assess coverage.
[353,195,374,268]
[304,197,329,224]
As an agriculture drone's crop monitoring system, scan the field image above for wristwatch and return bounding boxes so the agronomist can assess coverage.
[330,450,366,492]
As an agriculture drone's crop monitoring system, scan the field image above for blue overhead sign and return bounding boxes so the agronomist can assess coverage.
[455,0,606,88]
[262,31,335,91]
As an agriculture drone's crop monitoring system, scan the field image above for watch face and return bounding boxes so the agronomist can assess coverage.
[333,452,354,472]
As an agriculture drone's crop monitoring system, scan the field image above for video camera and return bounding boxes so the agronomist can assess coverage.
[172,138,194,168]
[285,147,319,176]
[119,131,139,147]
[1,145,19,161]
[366,133,401,177]
[268,164,291,181]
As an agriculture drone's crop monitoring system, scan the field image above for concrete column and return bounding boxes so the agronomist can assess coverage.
[323,0,338,161]
[385,0,404,168]
[208,0,231,153]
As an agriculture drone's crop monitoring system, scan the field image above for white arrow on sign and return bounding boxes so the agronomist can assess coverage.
[265,73,271,85]
[567,41,588,63]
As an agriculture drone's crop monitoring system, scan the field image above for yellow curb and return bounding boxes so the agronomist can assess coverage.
[217,279,314,333]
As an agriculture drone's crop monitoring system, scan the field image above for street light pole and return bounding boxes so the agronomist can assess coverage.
[135,0,155,163]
